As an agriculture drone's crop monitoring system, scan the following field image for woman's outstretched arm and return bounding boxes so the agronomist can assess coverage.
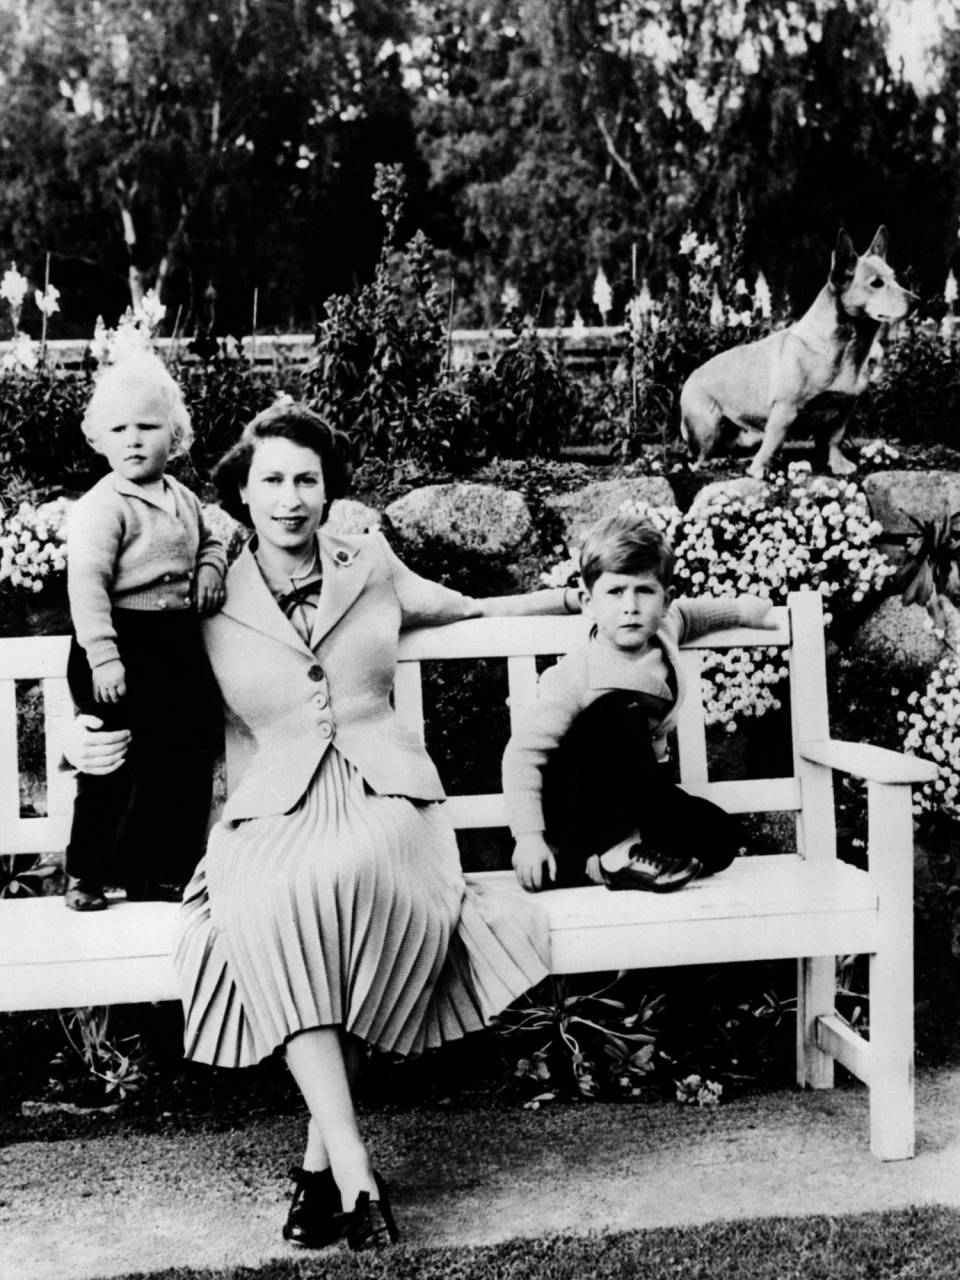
[473,586,581,617]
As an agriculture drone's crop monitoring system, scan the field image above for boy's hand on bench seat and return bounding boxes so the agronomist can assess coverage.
[512,833,557,892]
[63,714,131,776]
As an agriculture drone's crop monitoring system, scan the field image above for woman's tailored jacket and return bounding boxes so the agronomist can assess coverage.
[204,531,481,825]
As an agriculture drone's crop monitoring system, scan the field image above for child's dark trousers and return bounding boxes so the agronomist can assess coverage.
[541,691,743,886]
[66,608,218,895]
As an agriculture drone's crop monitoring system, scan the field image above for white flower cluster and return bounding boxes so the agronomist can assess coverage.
[0,264,29,315]
[700,646,785,734]
[0,498,70,593]
[541,464,893,731]
[90,288,167,365]
[900,657,960,818]
[670,465,893,626]
[859,439,901,469]
[675,1073,723,1106]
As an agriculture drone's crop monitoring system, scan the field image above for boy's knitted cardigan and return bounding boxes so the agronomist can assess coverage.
[67,472,226,669]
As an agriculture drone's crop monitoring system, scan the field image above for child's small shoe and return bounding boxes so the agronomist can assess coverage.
[600,846,701,893]
[64,876,108,911]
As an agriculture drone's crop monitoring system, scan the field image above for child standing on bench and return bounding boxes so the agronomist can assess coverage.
[503,512,775,893]
[63,352,226,911]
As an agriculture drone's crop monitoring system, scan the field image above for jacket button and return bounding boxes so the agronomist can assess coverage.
[318,721,334,739]
[163,573,172,583]
[307,665,325,682]
[313,692,328,709]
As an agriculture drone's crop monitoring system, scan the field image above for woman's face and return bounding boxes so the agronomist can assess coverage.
[240,436,327,560]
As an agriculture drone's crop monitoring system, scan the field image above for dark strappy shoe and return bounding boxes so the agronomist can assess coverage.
[339,1173,400,1251]
[282,1165,343,1249]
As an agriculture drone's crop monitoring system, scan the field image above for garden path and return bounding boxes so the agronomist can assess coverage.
[4,1067,960,1280]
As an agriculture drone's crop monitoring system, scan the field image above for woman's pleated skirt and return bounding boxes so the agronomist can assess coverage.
[175,748,549,1068]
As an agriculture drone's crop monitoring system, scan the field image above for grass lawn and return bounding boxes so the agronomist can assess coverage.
[106,1206,960,1280]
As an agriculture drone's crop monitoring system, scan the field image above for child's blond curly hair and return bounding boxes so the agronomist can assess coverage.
[82,351,193,456]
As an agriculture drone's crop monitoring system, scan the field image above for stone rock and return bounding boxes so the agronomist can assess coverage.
[862,470,960,565]
[850,594,960,679]
[545,476,677,546]
[325,498,382,536]
[384,483,534,557]
[687,476,768,515]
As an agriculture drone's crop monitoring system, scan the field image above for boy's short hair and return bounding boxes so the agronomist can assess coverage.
[82,352,193,456]
[579,512,675,591]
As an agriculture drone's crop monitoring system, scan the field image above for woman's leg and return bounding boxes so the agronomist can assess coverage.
[284,1027,376,1208]
[300,1037,365,1171]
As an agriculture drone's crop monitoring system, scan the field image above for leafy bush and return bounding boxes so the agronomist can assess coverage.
[861,322,960,446]
[494,974,666,1105]
[172,338,291,482]
[0,364,97,493]
[613,226,780,457]
[304,163,479,473]
[462,311,583,460]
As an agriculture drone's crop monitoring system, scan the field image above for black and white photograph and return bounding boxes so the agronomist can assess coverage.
[2,1,960,1276]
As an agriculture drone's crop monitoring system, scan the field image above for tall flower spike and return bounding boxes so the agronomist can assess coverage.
[592,267,612,324]
[35,284,60,318]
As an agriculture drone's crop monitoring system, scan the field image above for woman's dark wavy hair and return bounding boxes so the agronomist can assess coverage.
[213,401,353,527]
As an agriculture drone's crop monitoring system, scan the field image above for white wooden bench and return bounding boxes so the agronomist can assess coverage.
[0,591,936,1160]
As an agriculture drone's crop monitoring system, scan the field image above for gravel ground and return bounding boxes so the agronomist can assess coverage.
[4,1068,960,1280]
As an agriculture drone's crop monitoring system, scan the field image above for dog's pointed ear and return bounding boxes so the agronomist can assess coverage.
[830,229,857,287]
[866,225,889,260]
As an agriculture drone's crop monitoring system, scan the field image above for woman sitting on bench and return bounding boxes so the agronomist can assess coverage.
[66,400,573,1253]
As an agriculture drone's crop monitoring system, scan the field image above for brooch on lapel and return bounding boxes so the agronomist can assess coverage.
[334,548,351,567]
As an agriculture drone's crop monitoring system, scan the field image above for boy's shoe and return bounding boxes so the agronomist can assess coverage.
[64,876,108,911]
[600,847,701,893]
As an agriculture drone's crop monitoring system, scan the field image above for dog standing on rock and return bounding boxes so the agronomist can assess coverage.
[680,227,917,477]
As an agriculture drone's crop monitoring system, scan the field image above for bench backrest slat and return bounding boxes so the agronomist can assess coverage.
[0,678,20,833]
[786,591,836,862]
[675,651,709,784]
[0,597,821,859]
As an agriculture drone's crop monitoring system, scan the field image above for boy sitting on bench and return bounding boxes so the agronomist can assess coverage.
[503,512,775,893]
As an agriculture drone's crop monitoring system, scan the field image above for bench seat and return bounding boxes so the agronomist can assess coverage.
[0,856,878,1012]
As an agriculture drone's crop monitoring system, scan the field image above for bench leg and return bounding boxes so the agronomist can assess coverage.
[796,955,835,1090]
[867,947,915,1160]
[865,780,915,1161]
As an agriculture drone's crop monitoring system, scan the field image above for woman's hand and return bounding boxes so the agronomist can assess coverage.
[511,833,557,892]
[196,565,226,614]
[63,714,131,776]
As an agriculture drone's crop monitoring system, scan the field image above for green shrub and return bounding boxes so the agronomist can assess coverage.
[861,322,960,446]
[462,311,583,460]
[304,164,479,473]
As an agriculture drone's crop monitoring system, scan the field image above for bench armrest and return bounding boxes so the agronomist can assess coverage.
[799,738,937,786]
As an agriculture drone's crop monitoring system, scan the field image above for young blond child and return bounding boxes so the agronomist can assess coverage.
[503,512,776,893]
[64,352,226,910]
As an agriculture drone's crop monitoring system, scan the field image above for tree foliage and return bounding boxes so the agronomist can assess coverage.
[0,0,419,332]
[410,0,960,322]
[1,1,958,331]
